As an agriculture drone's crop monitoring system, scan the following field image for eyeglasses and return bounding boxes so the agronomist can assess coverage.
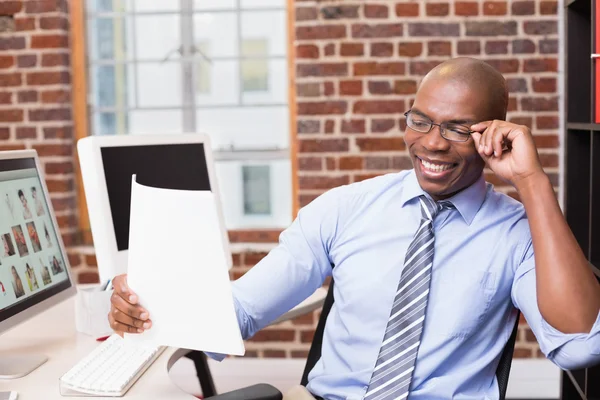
[404,110,474,142]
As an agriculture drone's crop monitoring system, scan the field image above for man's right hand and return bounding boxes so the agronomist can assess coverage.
[108,274,152,336]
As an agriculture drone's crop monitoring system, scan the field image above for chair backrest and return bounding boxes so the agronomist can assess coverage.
[301,281,520,400]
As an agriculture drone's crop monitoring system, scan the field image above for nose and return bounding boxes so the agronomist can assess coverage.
[423,124,451,152]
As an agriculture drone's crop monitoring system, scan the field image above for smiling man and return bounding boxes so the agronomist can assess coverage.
[108,57,600,400]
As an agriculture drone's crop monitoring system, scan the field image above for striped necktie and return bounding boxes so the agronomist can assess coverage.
[364,195,451,400]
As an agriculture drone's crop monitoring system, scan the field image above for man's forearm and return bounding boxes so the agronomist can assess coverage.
[516,173,600,333]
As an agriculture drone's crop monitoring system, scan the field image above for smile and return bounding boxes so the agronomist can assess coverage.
[417,157,458,178]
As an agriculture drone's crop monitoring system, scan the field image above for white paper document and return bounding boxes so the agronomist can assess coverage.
[124,176,245,356]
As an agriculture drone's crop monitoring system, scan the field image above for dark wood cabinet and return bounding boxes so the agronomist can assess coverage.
[563,0,600,398]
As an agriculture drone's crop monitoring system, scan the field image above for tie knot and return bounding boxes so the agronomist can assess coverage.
[419,195,453,221]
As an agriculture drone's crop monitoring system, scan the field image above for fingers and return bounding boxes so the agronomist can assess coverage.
[113,274,138,305]
[111,307,152,331]
[111,291,149,321]
[471,120,505,158]
[108,309,149,334]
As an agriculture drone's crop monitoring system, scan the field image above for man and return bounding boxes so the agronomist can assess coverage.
[108,58,600,399]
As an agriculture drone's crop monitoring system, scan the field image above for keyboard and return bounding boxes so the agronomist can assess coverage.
[60,334,165,397]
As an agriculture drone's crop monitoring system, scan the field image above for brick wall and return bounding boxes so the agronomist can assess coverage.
[0,0,559,360]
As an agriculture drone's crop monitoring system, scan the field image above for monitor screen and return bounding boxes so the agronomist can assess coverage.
[100,143,211,251]
[0,157,72,322]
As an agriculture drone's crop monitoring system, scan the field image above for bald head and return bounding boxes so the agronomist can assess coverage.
[420,57,508,121]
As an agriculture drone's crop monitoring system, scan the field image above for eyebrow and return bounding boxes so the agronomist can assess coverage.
[410,108,475,126]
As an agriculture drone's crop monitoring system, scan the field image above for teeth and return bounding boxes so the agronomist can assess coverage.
[421,159,453,172]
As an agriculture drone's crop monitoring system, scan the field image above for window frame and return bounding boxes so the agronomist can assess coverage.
[70,0,299,244]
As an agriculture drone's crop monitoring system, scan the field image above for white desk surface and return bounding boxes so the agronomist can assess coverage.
[0,287,328,399]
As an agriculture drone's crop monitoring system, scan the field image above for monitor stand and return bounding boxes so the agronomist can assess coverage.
[0,354,48,379]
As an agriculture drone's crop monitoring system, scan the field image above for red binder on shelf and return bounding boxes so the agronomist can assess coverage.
[596,0,600,122]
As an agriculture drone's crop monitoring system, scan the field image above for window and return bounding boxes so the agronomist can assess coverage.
[242,165,271,215]
[83,0,291,229]
[241,39,268,92]
[195,41,211,94]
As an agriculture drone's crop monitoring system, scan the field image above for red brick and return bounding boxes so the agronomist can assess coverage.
[263,350,286,358]
[51,196,76,212]
[485,40,508,55]
[340,43,364,56]
[296,25,346,41]
[326,156,336,169]
[509,116,533,128]
[299,138,349,153]
[296,7,317,21]
[540,153,558,168]
[298,101,347,115]
[507,78,527,93]
[0,1,22,14]
[296,83,321,98]
[15,17,35,31]
[426,3,449,16]
[0,72,21,87]
[67,253,81,268]
[513,39,536,54]
[371,119,395,133]
[398,42,423,57]
[40,16,68,30]
[540,1,558,15]
[45,161,73,174]
[0,56,14,69]
[325,120,335,133]
[17,54,36,68]
[41,52,70,67]
[300,330,314,343]
[483,1,507,15]
[46,179,75,193]
[78,272,100,284]
[33,143,73,157]
[533,134,559,148]
[371,42,393,57]
[539,39,558,54]
[41,89,71,103]
[512,1,535,15]
[364,4,388,18]
[524,21,558,35]
[508,97,518,111]
[356,137,405,151]
[409,23,460,37]
[321,5,359,19]
[298,175,349,190]
[228,230,281,243]
[27,71,70,85]
[231,253,242,267]
[43,126,73,139]
[28,107,72,122]
[339,156,364,170]
[354,173,383,182]
[295,44,319,59]
[25,0,66,13]
[409,61,442,75]
[243,251,269,266]
[485,59,519,73]
[0,127,9,140]
[17,90,37,103]
[0,109,23,122]
[0,37,25,50]
[536,115,559,129]
[292,312,314,326]
[353,62,405,76]
[297,63,347,77]
[457,40,481,55]
[31,34,68,49]
[352,23,403,38]
[532,77,557,93]
[16,127,36,139]
[0,92,12,104]
[392,156,413,169]
[339,80,362,95]
[395,3,419,16]
[366,156,391,170]
[323,43,335,56]
[353,100,405,114]
[524,58,557,73]
[341,119,366,133]
[521,97,558,112]
[323,81,334,96]
[428,41,451,56]
[455,2,479,16]
[368,81,393,95]
[298,157,322,171]
[465,21,517,36]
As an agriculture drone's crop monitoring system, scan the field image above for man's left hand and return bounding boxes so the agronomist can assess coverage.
[470,120,545,189]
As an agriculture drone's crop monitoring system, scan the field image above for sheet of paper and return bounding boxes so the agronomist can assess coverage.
[124,176,244,356]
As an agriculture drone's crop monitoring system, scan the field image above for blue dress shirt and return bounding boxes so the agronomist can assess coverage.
[228,169,600,400]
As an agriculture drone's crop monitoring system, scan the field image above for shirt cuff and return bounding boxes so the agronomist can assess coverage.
[540,311,600,356]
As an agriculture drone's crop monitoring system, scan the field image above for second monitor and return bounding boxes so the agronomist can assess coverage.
[77,134,232,283]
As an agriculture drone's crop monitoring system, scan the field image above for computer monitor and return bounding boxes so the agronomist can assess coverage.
[77,133,232,284]
[0,150,76,378]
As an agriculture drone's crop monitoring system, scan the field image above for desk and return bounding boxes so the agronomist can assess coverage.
[0,287,327,399]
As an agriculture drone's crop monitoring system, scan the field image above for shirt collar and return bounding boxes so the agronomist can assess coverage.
[400,169,487,225]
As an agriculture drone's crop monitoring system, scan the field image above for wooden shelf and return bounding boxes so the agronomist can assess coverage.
[567,122,600,130]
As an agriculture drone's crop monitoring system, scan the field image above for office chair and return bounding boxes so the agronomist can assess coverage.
[204,280,521,400]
